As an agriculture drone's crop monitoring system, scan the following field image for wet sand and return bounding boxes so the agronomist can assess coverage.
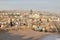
[0,29,53,40]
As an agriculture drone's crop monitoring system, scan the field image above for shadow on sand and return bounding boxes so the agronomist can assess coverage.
[0,30,34,40]
[0,29,53,40]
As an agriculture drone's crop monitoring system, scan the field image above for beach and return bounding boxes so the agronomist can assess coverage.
[0,28,53,40]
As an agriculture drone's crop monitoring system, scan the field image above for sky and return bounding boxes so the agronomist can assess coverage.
[0,0,60,12]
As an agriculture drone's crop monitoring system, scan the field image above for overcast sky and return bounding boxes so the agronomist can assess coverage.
[0,0,60,12]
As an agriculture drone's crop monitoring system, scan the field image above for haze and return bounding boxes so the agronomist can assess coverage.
[0,0,60,12]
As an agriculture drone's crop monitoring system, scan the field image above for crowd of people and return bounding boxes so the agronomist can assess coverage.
[0,10,58,32]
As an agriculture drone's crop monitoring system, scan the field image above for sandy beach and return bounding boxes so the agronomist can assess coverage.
[0,28,53,40]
